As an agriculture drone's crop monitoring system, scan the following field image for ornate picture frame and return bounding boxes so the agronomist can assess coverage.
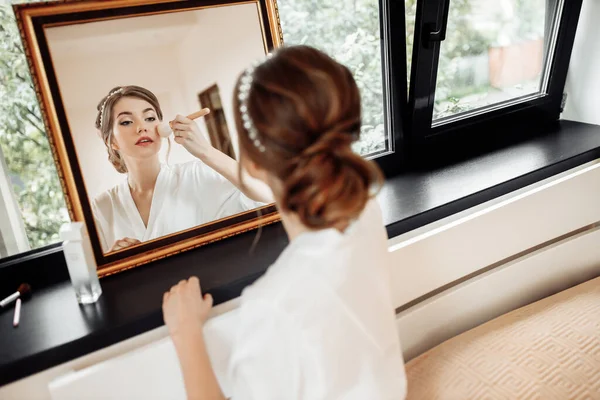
[14,0,283,277]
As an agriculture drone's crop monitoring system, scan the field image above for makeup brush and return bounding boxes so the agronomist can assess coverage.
[157,108,211,138]
[13,298,21,328]
[0,283,32,308]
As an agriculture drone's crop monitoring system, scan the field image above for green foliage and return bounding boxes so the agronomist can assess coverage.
[277,0,387,156]
[496,0,546,43]
[278,0,539,149]
[406,0,547,119]
[0,2,68,249]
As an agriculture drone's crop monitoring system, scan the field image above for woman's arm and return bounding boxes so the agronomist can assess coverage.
[173,330,225,400]
[172,115,274,204]
[163,277,226,400]
[200,147,273,204]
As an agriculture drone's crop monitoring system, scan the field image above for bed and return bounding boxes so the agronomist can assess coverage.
[404,276,600,399]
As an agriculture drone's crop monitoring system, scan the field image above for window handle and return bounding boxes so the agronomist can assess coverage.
[426,0,450,45]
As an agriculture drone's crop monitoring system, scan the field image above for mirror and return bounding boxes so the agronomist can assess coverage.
[14,0,282,276]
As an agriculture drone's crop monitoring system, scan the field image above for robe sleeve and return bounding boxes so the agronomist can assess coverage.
[188,161,264,220]
[91,198,110,253]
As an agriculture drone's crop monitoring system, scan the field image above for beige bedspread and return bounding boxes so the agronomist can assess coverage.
[405,276,600,399]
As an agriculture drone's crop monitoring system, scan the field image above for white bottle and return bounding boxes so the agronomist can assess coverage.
[59,222,102,304]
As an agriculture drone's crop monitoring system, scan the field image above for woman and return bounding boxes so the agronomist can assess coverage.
[92,85,272,253]
[162,46,407,399]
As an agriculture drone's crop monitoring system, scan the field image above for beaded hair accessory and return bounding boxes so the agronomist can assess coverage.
[99,87,124,128]
[238,53,273,153]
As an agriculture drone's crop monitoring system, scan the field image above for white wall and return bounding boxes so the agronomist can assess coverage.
[177,4,266,158]
[561,0,600,124]
[45,4,265,200]
[390,160,600,360]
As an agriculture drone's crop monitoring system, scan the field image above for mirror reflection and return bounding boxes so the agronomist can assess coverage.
[44,3,273,254]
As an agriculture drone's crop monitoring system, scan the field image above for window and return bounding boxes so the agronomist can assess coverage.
[278,0,392,158]
[279,0,582,175]
[407,0,580,147]
[433,0,553,121]
[0,1,68,259]
[0,144,31,257]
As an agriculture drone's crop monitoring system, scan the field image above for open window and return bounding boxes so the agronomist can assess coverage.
[277,0,408,176]
[406,0,582,154]
[278,0,583,175]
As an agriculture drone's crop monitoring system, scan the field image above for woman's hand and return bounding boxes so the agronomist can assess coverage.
[172,114,274,204]
[163,277,225,400]
[172,115,212,160]
[109,237,141,252]
[162,277,213,343]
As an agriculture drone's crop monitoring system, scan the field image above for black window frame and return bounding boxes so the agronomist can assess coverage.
[372,0,410,176]
[374,0,584,174]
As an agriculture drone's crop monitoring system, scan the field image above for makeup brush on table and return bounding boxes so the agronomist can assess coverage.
[0,283,32,308]
[157,108,211,138]
[13,298,22,328]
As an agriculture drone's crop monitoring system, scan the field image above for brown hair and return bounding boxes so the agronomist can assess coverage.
[95,85,164,174]
[235,45,384,231]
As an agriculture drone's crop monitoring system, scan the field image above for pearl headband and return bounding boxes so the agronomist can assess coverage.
[238,53,274,153]
[99,87,124,128]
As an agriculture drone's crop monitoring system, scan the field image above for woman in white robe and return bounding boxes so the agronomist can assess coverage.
[92,85,271,253]
[162,46,407,399]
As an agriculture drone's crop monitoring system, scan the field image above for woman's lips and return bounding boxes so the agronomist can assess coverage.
[135,136,154,146]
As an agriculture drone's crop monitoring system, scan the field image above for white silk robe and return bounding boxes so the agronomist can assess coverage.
[91,162,261,252]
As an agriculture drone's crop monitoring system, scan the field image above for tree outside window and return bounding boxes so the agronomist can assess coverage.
[0,1,68,253]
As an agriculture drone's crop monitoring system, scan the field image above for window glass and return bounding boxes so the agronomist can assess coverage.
[0,1,68,258]
[278,0,390,157]
[433,0,556,121]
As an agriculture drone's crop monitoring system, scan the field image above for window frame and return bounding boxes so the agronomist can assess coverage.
[372,0,410,177]
[403,0,584,153]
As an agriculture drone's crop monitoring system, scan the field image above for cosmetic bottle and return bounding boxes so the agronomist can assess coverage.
[59,222,102,304]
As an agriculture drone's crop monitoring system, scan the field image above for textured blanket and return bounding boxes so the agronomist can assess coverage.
[405,276,600,399]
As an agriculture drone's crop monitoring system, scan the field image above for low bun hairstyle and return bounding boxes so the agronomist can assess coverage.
[95,85,164,174]
[234,45,383,231]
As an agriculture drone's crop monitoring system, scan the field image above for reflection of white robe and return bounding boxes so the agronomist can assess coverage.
[91,162,261,252]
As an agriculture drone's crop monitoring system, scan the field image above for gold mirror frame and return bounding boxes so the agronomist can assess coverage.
[14,0,283,277]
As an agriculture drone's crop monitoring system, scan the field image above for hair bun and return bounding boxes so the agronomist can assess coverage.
[234,45,384,231]
[283,130,381,231]
[300,130,355,160]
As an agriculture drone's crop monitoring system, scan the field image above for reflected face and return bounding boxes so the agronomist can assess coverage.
[111,97,161,160]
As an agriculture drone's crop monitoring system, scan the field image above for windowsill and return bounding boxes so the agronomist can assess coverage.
[1,119,600,387]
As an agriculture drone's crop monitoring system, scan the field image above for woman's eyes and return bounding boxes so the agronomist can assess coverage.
[118,116,156,126]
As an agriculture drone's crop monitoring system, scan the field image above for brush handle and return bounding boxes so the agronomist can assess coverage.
[169,108,210,128]
[13,298,21,327]
[0,291,19,308]
[186,108,210,120]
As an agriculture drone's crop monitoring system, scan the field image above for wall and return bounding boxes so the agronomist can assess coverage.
[390,160,600,360]
[561,0,600,124]
[177,4,266,158]
[45,3,265,200]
